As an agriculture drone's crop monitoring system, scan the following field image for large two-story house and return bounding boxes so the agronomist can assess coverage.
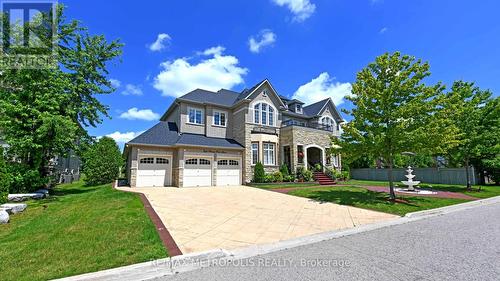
[124,79,343,188]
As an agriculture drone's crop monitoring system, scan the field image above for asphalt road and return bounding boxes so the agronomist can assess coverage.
[156,202,500,281]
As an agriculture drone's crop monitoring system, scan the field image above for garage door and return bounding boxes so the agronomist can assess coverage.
[136,156,172,187]
[216,159,241,186]
[183,158,212,187]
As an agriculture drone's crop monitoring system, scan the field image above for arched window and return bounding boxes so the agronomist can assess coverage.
[320,116,335,131]
[253,102,275,126]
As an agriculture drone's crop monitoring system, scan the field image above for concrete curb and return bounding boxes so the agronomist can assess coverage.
[53,195,500,281]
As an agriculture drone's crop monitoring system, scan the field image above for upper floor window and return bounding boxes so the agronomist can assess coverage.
[253,102,275,126]
[320,116,335,131]
[188,107,203,124]
[295,104,302,113]
[213,111,227,127]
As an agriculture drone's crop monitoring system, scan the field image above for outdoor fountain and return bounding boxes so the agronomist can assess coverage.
[395,166,437,195]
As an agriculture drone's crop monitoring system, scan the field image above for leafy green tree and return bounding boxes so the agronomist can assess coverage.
[334,52,457,200]
[0,6,122,184]
[0,147,10,204]
[445,84,498,188]
[82,137,123,186]
[253,162,266,183]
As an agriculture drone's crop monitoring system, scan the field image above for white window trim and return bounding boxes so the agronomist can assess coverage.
[187,107,204,125]
[251,142,259,165]
[212,110,227,127]
[263,142,276,166]
[296,104,303,114]
[252,101,277,127]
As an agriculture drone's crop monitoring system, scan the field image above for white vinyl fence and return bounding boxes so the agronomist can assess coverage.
[350,167,479,185]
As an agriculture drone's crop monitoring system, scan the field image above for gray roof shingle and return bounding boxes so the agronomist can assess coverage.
[176,133,243,149]
[128,122,180,146]
[303,98,330,116]
[180,89,241,107]
[127,121,243,149]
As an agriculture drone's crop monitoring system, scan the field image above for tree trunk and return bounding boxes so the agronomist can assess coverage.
[387,157,396,200]
[465,158,472,191]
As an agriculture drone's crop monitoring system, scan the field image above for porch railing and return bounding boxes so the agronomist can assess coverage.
[281,120,335,132]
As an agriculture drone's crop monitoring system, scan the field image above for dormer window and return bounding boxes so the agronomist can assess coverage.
[188,107,203,125]
[295,104,302,113]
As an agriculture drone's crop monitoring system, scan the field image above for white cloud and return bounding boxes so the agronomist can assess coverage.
[248,29,277,53]
[271,0,316,22]
[199,46,226,56]
[119,108,160,121]
[109,78,121,88]
[292,72,351,105]
[121,84,143,96]
[379,27,388,34]
[148,33,171,52]
[104,131,144,143]
[153,46,248,98]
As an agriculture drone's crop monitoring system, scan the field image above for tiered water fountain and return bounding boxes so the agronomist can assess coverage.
[395,166,437,195]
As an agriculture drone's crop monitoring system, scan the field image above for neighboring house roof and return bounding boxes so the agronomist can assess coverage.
[177,133,243,149]
[126,121,243,149]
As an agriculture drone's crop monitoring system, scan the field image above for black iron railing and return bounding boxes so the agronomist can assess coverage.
[281,120,334,132]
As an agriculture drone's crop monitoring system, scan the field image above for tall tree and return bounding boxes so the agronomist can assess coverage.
[82,137,123,186]
[0,5,122,185]
[445,82,498,189]
[334,52,457,200]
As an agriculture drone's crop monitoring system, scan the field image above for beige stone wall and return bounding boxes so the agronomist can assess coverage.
[280,126,340,172]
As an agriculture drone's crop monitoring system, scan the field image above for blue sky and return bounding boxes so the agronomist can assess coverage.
[60,0,500,147]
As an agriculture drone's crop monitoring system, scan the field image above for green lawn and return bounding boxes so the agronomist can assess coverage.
[342,179,500,199]
[248,182,320,189]
[288,186,470,216]
[0,181,167,281]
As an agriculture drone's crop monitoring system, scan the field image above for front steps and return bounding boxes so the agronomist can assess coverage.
[313,172,336,185]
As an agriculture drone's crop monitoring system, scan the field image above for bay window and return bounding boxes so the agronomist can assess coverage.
[263,143,275,166]
[251,143,259,165]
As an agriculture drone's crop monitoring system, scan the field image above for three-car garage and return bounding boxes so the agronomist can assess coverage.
[133,149,242,187]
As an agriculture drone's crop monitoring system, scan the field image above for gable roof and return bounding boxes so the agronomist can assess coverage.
[303,98,330,116]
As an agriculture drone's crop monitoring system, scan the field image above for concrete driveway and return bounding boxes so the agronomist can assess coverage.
[119,186,398,254]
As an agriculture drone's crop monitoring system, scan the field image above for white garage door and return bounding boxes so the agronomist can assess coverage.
[216,159,241,186]
[136,156,172,187]
[183,158,212,187]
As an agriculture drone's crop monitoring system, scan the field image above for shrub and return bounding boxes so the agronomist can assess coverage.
[8,164,47,193]
[314,163,322,172]
[295,166,306,181]
[272,171,283,183]
[280,163,290,178]
[264,174,274,183]
[341,171,350,181]
[253,162,266,183]
[284,175,295,182]
[325,168,336,180]
[82,137,123,186]
[0,148,10,204]
[303,170,313,182]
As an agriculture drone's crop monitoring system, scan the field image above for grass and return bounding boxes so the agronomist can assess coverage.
[248,182,320,190]
[0,181,167,281]
[342,179,500,199]
[288,186,470,216]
